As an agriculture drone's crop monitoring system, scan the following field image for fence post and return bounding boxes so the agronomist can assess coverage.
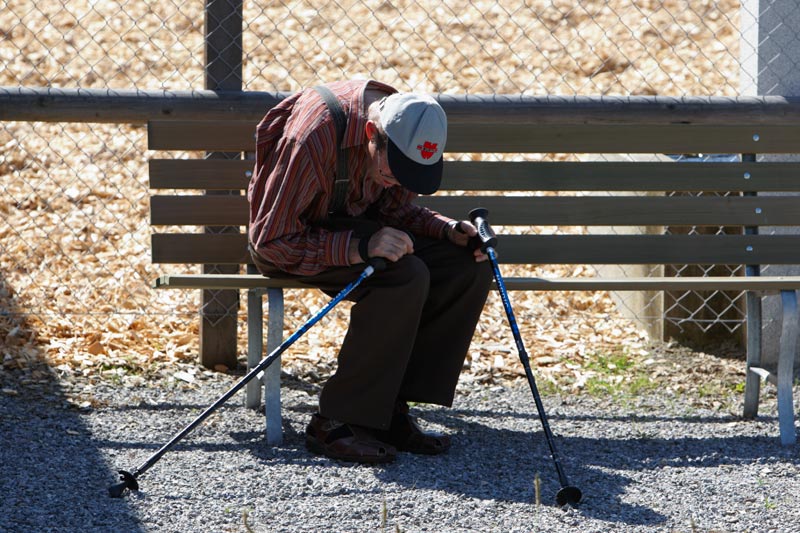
[740,0,800,373]
[201,0,244,369]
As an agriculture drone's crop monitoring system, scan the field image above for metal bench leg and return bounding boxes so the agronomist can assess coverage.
[264,287,284,445]
[245,287,263,409]
[777,290,797,446]
[743,290,762,418]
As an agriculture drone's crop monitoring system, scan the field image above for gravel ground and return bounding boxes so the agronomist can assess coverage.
[2,369,799,533]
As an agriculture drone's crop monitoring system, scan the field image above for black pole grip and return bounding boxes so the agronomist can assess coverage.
[367,257,387,272]
[468,208,498,252]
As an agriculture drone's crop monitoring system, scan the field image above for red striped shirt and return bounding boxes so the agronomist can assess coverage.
[247,80,451,276]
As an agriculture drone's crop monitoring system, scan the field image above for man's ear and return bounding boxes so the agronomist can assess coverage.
[365,120,378,141]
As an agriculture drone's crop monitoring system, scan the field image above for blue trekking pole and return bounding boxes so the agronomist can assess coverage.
[108,258,387,498]
[469,208,582,507]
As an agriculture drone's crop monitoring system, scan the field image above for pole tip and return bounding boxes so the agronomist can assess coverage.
[556,486,582,507]
[108,470,138,498]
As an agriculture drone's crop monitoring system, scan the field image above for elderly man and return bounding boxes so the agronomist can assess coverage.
[248,79,491,464]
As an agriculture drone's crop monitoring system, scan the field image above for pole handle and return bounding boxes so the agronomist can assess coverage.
[367,257,387,272]
[468,207,498,252]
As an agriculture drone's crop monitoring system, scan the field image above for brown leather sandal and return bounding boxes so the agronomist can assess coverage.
[378,401,451,455]
[305,413,397,464]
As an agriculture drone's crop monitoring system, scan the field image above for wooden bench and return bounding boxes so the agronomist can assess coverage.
[148,112,800,446]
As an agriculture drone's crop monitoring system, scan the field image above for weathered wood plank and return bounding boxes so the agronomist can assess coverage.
[441,161,800,192]
[148,120,800,153]
[507,234,800,265]
[151,158,800,192]
[151,233,800,265]
[149,159,252,190]
[447,124,800,154]
[150,195,800,227]
[420,196,800,226]
[153,273,800,292]
[151,195,247,226]
[151,233,252,264]
[148,121,255,151]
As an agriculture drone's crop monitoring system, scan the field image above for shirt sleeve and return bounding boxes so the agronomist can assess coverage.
[248,133,353,276]
[372,186,452,239]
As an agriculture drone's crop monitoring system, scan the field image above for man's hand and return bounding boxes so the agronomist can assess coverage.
[446,220,489,262]
[349,227,415,264]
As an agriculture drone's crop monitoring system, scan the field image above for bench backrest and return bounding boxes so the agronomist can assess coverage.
[148,119,800,269]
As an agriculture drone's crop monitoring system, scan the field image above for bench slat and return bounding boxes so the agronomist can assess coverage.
[151,159,800,193]
[153,273,800,292]
[419,196,800,226]
[149,159,252,190]
[516,234,800,265]
[151,195,246,226]
[151,195,800,227]
[154,274,307,289]
[449,124,800,153]
[152,234,252,264]
[442,161,800,192]
[149,121,800,153]
[501,276,800,291]
[148,121,255,151]
[151,233,800,265]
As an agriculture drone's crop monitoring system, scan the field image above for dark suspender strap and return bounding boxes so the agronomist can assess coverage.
[313,85,349,216]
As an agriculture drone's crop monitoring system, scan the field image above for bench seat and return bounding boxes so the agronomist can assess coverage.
[156,274,800,292]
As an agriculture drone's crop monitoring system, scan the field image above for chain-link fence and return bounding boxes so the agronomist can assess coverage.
[2,0,798,379]
[2,1,746,94]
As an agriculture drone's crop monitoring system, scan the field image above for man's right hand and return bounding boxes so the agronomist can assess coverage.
[349,227,415,264]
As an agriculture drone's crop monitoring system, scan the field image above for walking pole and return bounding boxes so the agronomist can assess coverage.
[108,259,386,498]
[469,208,582,507]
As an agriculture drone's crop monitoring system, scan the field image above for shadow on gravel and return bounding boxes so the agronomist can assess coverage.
[0,386,147,533]
[413,405,795,527]
[0,285,144,532]
[77,389,795,530]
[239,402,792,529]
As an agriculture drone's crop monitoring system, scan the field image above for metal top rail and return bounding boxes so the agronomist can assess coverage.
[2,86,800,125]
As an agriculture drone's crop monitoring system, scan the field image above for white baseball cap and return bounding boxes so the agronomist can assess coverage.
[379,93,447,195]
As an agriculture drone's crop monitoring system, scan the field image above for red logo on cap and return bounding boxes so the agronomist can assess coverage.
[417,141,438,160]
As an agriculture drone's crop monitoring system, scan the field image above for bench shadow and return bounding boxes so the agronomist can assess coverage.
[0,277,145,533]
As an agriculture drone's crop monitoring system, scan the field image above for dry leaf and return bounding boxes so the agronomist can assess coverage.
[86,341,105,356]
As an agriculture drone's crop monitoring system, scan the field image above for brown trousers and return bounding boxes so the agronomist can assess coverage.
[252,234,492,430]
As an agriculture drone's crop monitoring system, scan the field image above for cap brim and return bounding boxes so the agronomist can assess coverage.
[386,138,443,195]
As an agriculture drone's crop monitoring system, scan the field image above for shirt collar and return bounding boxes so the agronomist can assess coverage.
[342,80,397,149]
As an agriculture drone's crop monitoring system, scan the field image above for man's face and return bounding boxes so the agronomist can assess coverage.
[367,125,400,189]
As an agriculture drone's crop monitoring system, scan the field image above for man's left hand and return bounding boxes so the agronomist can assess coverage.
[446,220,489,262]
